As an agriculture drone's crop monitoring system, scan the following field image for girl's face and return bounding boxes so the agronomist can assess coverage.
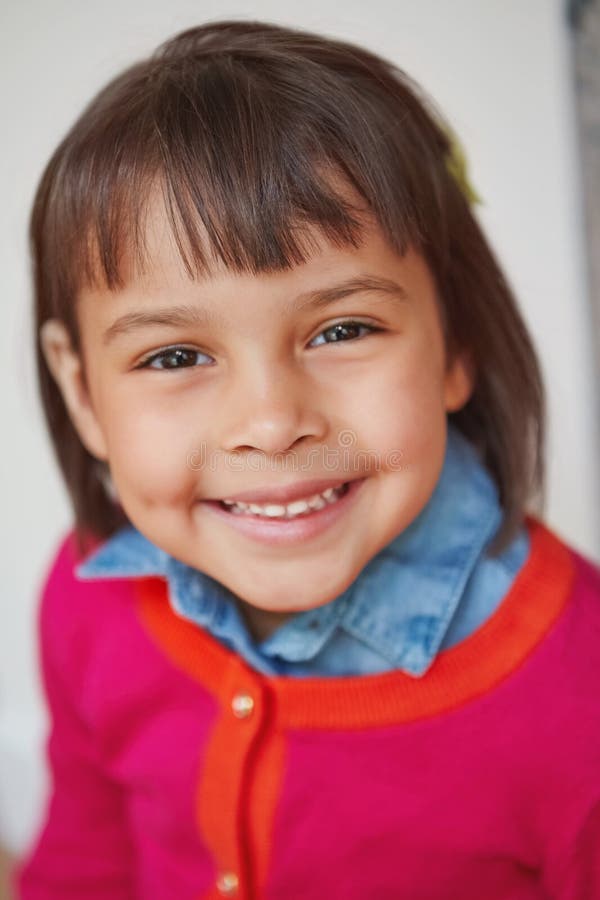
[42,202,473,635]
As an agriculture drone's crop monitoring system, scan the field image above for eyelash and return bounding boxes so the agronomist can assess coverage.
[135,320,384,371]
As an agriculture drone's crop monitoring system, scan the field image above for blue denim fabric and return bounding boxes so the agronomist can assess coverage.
[75,423,529,678]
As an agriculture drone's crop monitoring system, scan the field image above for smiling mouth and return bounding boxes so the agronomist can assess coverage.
[218,482,351,520]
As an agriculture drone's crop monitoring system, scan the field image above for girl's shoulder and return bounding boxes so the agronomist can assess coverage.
[39,527,87,592]
[525,513,600,581]
[36,527,140,670]
[522,517,600,704]
[38,527,106,613]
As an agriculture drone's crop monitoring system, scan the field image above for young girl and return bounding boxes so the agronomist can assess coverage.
[15,19,600,900]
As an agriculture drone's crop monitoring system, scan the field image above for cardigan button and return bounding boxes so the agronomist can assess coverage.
[231,692,254,718]
[216,871,239,895]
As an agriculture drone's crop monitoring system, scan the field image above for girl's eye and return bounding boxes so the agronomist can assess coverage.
[136,321,381,371]
[309,320,382,347]
[136,347,214,371]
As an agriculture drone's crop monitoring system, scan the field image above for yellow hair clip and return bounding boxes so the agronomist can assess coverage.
[444,128,482,207]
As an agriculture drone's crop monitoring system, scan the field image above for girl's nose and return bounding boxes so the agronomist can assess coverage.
[216,361,328,456]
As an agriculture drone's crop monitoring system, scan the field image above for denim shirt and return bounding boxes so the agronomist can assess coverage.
[75,423,529,678]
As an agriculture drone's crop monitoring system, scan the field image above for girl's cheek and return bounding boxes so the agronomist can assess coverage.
[360,360,441,437]
[104,410,199,500]
[107,393,199,443]
[110,451,194,509]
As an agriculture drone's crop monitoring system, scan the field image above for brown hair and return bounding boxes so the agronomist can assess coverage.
[32,19,546,557]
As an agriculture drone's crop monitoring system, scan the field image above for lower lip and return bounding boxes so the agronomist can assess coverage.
[200,478,367,547]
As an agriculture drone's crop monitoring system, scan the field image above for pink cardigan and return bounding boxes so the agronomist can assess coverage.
[15,516,600,898]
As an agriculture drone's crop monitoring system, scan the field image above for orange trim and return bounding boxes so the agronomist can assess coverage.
[196,665,267,899]
[135,514,575,731]
[135,576,238,702]
[191,717,286,900]
[137,589,286,898]
[272,515,576,728]
[244,729,286,895]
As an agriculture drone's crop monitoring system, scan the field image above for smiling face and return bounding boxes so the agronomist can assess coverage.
[41,201,474,635]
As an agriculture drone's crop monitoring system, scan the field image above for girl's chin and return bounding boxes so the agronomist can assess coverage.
[235,592,341,642]
[237,590,339,616]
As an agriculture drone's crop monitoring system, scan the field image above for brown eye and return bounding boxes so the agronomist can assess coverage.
[138,347,214,370]
[309,321,381,347]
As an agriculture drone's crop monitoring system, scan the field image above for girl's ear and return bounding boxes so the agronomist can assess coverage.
[443,349,476,413]
[39,318,109,462]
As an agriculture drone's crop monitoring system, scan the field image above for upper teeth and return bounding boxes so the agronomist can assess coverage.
[221,484,346,518]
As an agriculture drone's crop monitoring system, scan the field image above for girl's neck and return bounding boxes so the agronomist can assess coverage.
[234,598,296,643]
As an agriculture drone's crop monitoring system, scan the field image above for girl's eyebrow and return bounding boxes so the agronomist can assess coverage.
[102,274,408,346]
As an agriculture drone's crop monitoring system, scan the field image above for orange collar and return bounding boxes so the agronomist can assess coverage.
[134,515,575,729]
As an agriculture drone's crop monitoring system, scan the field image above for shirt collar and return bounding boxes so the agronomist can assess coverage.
[259,423,503,675]
[75,423,503,677]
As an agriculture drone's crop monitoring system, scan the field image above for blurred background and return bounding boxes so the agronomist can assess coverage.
[1,0,599,894]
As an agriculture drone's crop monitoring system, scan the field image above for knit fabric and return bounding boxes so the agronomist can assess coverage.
[15,516,600,899]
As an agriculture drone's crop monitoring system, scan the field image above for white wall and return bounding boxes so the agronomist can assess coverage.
[1,0,598,855]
